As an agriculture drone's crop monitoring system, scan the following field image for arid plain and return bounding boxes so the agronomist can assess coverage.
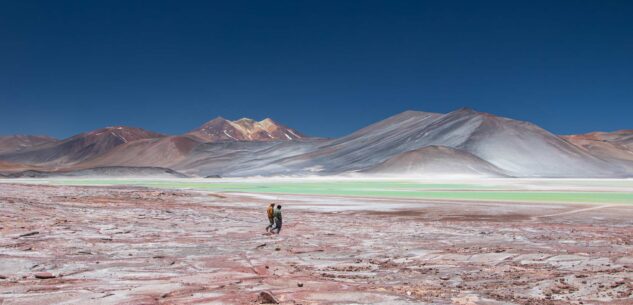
[1,178,632,305]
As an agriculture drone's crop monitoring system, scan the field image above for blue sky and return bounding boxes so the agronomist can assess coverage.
[1,0,632,138]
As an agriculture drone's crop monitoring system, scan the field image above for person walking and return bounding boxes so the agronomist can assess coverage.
[271,205,282,234]
[265,203,275,232]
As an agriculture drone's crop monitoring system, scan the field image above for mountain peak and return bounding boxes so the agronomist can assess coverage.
[446,107,505,122]
[78,126,163,140]
[210,116,227,122]
[453,107,483,115]
[259,117,276,125]
[187,117,305,142]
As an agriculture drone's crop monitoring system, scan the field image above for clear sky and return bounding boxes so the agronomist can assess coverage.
[1,0,632,139]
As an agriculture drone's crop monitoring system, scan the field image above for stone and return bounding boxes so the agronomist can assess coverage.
[257,291,279,304]
[34,272,55,279]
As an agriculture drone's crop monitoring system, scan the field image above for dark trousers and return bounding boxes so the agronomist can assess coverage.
[271,218,282,234]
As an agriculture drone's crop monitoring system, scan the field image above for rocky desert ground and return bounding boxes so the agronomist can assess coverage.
[1,182,632,305]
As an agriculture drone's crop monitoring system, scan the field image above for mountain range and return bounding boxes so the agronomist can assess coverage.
[1,109,632,178]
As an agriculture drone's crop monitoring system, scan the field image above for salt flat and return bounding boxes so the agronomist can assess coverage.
[0,179,632,304]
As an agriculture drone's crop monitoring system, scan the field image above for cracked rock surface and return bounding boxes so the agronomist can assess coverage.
[0,183,632,304]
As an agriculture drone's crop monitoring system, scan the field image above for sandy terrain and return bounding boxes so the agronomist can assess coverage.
[1,183,632,304]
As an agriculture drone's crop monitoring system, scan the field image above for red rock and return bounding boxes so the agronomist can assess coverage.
[187,117,304,142]
[34,272,55,279]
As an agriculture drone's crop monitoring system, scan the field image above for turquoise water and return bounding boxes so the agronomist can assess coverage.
[43,179,633,204]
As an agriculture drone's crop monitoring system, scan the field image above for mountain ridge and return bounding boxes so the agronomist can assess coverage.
[0,110,631,178]
[0,135,59,154]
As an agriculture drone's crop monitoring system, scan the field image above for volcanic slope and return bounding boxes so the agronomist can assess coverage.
[173,139,325,177]
[578,130,633,150]
[276,108,625,177]
[74,118,314,176]
[77,136,200,169]
[0,135,58,154]
[1,110,631,178]
[366,145,509,177]
[564,130,633,165]
[0,127,164,166]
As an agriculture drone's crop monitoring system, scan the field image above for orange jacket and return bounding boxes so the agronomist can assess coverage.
[267,205,274,220]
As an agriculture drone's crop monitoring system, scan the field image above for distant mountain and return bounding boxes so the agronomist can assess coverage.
[172,140,324,177]
[0,135,58,154]
[0,110,631,178]
[439,108,620,177]
[78,136,201,169]
[365,145,509,177]
[274,110,443,173]
[186,117,304,142]
[0,126,164,166]
[563,130,633,169]
[72,117,310,174]
[274,108,624,177]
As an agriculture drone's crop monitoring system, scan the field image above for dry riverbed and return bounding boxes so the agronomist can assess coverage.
[1,183,632,304]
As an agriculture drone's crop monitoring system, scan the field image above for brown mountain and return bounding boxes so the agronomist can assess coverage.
[186,117,304,142]
[564,130,633,163]
[0,135,58,154]
[78,136,200,169]
[0,117,307,174]
[0,126,164,166]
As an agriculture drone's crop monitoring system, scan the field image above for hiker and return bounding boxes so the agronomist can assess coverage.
[265,203,275,232]
[271,205,282,234]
